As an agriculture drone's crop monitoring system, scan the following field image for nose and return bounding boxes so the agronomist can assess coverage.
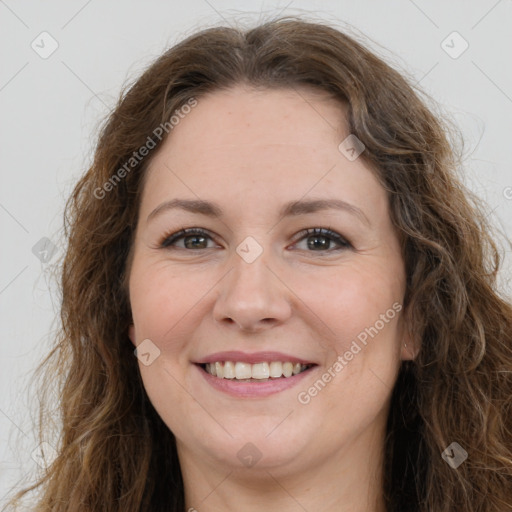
[212,249,293,333]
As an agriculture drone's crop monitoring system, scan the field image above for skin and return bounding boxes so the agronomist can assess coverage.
[128,84,416,512]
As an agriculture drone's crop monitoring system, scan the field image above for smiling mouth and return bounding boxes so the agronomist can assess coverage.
[198,361,315,381]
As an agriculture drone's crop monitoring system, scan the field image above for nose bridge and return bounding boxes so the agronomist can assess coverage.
[213,239,291,330]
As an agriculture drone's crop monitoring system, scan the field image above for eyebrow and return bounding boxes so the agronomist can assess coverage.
[146,197,371,227]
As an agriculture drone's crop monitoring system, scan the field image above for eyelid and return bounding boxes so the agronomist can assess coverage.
[158,227,215,249]
[157,226,352,252]
[290,227,352,252]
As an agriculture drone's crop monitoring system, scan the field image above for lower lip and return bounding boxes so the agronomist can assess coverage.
[194,364,316,398]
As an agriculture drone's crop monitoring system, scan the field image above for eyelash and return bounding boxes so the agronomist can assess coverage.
[158,227,352,252]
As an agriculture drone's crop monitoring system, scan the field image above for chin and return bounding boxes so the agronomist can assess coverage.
[180,420,315,472]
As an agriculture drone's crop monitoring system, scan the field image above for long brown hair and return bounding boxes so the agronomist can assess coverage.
[3,15,512,512]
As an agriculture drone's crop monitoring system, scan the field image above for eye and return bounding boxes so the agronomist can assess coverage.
[158,227,352,253]
[159,228,217,250]
[291,227,352,253]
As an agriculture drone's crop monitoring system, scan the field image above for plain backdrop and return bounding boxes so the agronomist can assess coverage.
[1,0,511,504]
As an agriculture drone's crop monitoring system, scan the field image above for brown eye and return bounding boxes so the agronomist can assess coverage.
[293,228,352,252]
[160,228,215,249]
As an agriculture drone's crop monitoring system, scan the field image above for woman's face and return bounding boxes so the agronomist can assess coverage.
[128,85,410,480]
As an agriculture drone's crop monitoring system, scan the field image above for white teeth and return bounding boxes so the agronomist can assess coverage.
[223,361,235,379]
[269,361,283,378]
[235,362,252,379]
[282,362,293,378]
[252,362,270,379]
[203,361,312,380]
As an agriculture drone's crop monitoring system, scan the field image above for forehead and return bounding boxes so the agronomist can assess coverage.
[162,85,348,151]
[139,85,386,221]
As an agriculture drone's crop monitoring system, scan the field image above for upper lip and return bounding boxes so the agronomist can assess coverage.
[194,351,317,365]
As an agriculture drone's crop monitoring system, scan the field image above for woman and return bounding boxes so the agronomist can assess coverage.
[3,15,512,512]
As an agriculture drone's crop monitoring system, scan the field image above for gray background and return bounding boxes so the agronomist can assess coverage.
[1,0,511,504]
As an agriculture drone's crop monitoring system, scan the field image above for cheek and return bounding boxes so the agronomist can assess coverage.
[129,259,208,342]
[304,258,404,339]
[295,265,403,434]
[129,262,198,433]
[138,358,197,444]
[305,261,404,393]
